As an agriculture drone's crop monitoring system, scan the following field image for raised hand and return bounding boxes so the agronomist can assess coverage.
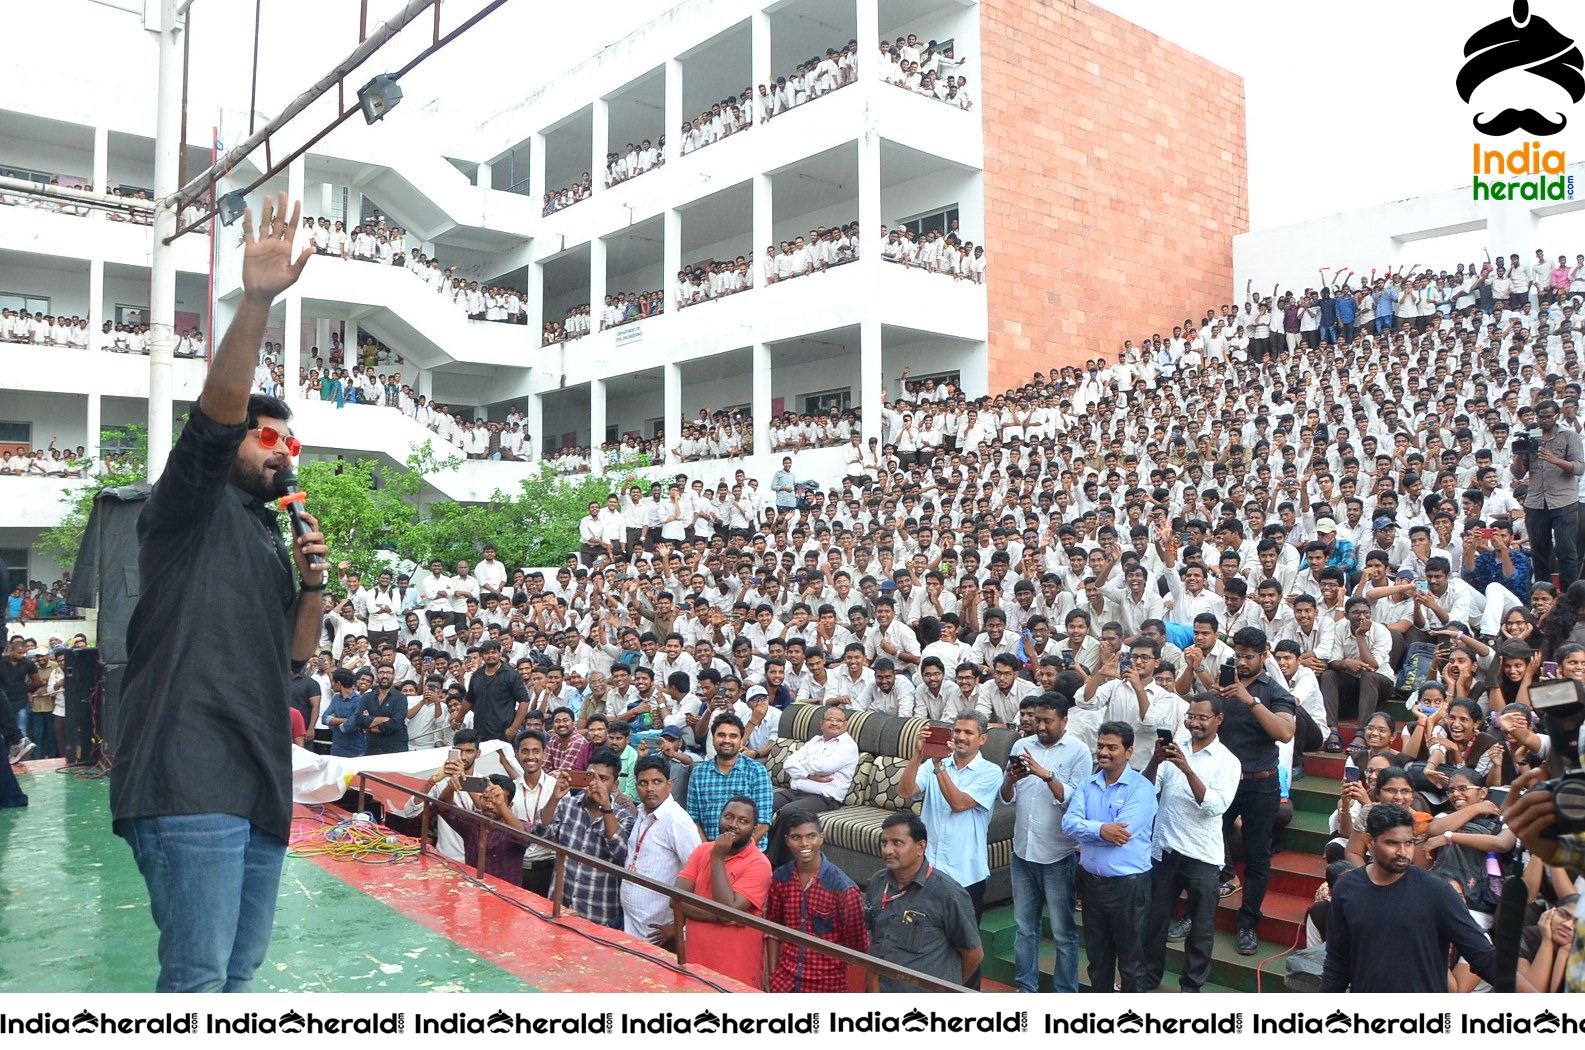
[241,192,314,305]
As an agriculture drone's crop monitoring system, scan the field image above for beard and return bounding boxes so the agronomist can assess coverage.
[230,457,278,502]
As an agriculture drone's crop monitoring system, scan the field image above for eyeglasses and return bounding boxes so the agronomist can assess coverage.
[255,426,301,456]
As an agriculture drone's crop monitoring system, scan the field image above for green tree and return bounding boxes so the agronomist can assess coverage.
[38,427,633,589]
[37,424,148,573]
[401,468,641,572]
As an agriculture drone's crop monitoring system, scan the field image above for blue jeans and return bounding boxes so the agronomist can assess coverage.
[122,814,286,992]
[1011,852,1079,993]
[27,712,55,759]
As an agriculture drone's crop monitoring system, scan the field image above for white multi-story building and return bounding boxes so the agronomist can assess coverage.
[2,0,993,587]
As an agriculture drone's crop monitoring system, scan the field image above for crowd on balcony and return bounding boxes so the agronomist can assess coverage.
[0,440,91,478]
[678,98,752,156]
[880,222,985,283]
[878,35,973,110]
[300,212,529,327]
[246,234,1585,995]
[603,140,665,189]
[1,311,90,347]
[758,40,860,120]
[544,173,594,215]
[544,304,593,346]
[761,224,861,284]
[677,257,753,307]
[599,291,664,330]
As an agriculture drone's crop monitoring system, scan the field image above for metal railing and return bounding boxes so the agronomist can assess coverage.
[354,771,968,993]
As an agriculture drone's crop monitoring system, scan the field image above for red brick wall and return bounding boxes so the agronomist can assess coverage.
[979,0,1248,392]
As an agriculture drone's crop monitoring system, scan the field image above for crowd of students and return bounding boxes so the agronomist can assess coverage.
[877,34,974,110]
[259,234,1585,993]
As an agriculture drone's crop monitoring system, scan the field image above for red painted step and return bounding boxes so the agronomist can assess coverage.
[1301,751,1349,779]
[1214,885,1311,948]
[1269,850,1327,899]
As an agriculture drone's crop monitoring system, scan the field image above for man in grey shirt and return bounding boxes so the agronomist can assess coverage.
[1512,399,1584,585]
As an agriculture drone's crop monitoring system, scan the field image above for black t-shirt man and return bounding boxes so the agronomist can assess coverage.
[0,651,40,715]
[465,652,530,742]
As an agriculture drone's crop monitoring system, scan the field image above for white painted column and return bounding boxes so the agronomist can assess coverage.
[88,260,105,352]
[91,125,108,222]
[590,379,607,475]
[590,238,608,331]
[751,11,770,102]
[592,97,610,189]
[281,156,305,411]
[664,58,682,163]
[528,259,545,344]
[860,316,883,447]
[663,362,682,466]
[85,393,102,463]
[318,182,334,221]
[856,131,883,447]
[752,342,772,456]
[282,293,303,411]
[530,132,547,205]
[663,207,682,313]
[315,319,331,361]
[527,391,544,462]
[856,0,879,78]
[753,173,772,275]
[476,160,492,190]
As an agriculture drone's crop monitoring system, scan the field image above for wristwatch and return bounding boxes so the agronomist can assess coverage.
[1041,771,1054,784]
[598,806,616,815]
[1443,830,1455,847]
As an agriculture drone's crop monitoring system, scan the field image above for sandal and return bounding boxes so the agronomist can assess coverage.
[1322,729,1344,753]
[1219,880,1240,899]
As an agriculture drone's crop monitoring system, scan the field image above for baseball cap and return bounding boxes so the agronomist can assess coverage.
[1372,516,1397,530]
[1315,518,1337,534]
[659,726,684,741]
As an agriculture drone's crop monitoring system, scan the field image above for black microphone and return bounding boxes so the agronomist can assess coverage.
[274,469,328,572]
[1490,873,1528,993]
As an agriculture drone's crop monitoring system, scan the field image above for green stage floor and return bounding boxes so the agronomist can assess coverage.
[0,771,533,993]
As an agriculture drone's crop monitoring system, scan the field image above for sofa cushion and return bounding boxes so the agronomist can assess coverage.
[858,754,917,812]
[776,702,825,743]
[855,713,930,758]
[843,752,877,807]
[818,805,897,859]
[764,737,798,788]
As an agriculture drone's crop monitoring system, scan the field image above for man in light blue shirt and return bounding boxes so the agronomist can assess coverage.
[771,456,799,510]
[1000,691,1092,993]
[1062,720,1157,992]
[901,710,1004,917]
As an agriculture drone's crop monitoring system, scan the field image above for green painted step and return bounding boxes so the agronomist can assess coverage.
[1290,776,1342,815]
[1277,807,1334,854]
[979,933,1253,994]
[981,905,1294,993]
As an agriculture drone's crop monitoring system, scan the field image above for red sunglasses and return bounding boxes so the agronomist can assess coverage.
[255,426,302,456]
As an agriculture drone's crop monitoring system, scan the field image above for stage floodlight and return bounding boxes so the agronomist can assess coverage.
[217,190,248,227]
[358,74,403,124]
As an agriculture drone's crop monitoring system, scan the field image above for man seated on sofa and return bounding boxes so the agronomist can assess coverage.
[765,706,861,865]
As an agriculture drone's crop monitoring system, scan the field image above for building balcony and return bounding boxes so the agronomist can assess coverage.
[0,203,210,275]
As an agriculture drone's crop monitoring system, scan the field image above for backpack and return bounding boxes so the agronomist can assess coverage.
[1394,641,1438,696]
[1430,815,1510,914]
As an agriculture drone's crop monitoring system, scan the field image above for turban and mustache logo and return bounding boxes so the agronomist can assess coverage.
[1458,0,1584,135]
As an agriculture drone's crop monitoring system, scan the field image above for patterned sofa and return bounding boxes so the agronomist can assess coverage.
[768,703,1019,905]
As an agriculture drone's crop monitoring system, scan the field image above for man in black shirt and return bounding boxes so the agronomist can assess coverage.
[464,639,530,742]
[1322,803,1497,991]
[288,665,322,745]
[865,812,983,992]
[356,664,408,755]
[1214,627,1296,956]
[1,638,44,764]
[110,193,322,993]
